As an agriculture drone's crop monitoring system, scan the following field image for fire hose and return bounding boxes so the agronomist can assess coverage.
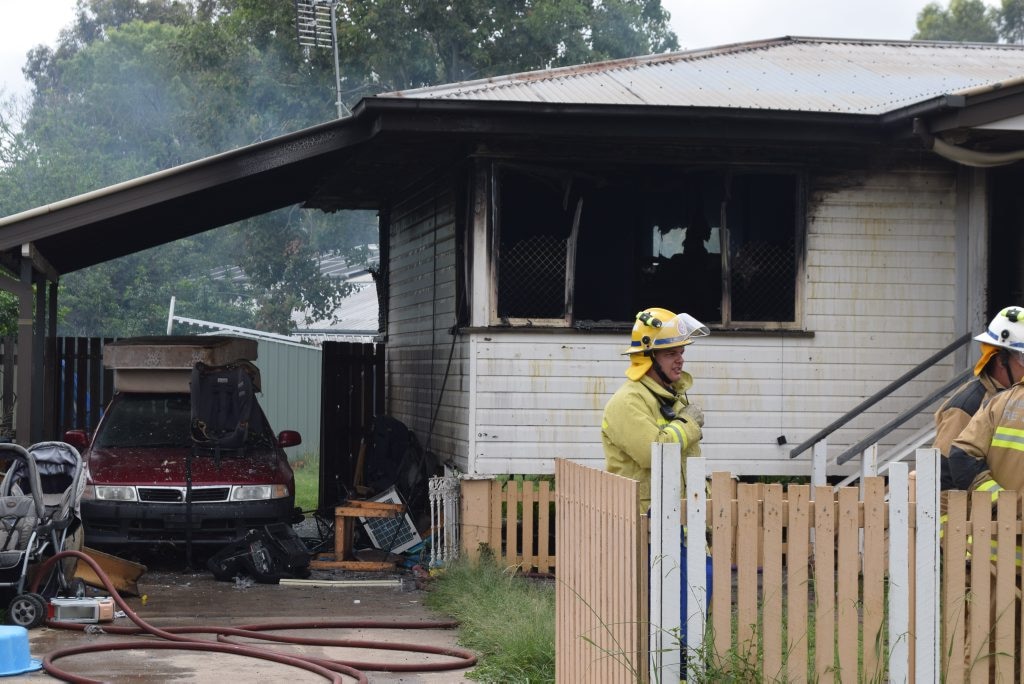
[29,550,477,683]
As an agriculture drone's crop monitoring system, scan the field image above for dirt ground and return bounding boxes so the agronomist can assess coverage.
[5,557,476,683]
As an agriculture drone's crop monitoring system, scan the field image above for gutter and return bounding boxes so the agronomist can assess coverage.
[914,117,1024,167]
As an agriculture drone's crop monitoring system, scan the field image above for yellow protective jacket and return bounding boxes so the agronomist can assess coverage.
[601,373,702,512]
[947,380,1024,492]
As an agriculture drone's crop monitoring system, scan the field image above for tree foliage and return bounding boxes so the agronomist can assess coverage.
[0,0,677,336]
[1000,0,1024,43]
[336,0,677,92]
[914,0,1003,42]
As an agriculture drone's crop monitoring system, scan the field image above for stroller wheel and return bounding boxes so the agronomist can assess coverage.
[6,593,46,629]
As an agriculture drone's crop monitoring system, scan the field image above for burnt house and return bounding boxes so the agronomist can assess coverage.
[4,36,1024,477]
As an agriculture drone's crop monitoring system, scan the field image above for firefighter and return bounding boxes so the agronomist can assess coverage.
[947,306,1024,493]
[946,306,1024,680]
[935,321,1019,490]
[601,307,710,655]
[601,307,708,512]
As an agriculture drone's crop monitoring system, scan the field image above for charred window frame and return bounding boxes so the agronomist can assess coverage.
[492,163,803,329]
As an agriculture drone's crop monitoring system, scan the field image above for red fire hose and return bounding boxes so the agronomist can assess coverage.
[29,550,477,683]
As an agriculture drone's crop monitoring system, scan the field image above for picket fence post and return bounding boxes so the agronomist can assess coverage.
[649,443,682,681]
[685,456,707,684]
[888,462,910,682]
[914,447,941,682]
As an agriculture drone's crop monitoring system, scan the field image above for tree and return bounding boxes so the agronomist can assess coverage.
[999,0,1024,43]
[335,0,678,92]
[915,0,1000,42]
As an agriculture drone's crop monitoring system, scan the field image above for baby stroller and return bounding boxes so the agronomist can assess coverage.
[0,442,86,628]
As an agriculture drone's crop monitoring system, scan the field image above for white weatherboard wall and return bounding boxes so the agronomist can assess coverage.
[466,163,967,476]
[382,160,972,476]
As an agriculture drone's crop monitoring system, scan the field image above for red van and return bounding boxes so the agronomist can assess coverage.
[62,337,302,550]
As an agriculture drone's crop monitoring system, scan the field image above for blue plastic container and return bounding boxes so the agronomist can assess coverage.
[0,625,41,676]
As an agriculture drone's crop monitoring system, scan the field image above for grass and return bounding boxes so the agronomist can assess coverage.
[424,556,556,683]
[419,558,910,683]
[290,452,319,514]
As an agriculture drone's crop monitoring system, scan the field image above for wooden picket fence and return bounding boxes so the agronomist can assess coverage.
[458,451,1024,681]
[462,450,1024,679]
[552,454,934,683]
[942,488,1024,683]
[459,477,556,574]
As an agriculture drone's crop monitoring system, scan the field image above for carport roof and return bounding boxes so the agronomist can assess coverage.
[3,35,1024,276]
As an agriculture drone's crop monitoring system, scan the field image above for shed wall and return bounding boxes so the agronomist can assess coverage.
[251,340,322,460]
[467,163,965,475]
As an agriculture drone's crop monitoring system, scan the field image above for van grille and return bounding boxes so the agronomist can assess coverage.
[137,487,231,503]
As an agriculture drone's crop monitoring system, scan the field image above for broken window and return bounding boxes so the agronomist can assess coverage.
[493,163,801,327]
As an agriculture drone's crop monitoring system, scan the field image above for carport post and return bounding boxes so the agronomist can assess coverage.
[15,254,32,445]
[31,269,45,444]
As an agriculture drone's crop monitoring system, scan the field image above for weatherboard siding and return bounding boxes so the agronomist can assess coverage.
[464,163,963,476]
[386,179,470,467]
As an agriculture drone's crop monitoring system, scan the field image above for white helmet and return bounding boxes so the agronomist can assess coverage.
[975,306,1024,352]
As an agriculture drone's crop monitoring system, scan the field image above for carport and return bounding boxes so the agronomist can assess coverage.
[0,99,468,444]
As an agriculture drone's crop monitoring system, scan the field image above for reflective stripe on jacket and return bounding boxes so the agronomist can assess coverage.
[601,374,702,512]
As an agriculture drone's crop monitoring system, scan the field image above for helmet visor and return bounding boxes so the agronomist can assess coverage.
[674,313,710,340]
[652,313,710,348]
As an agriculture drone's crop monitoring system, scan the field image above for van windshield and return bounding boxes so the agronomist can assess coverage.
[94,393,273,450]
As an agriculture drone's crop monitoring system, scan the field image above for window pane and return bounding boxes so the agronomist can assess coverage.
[574,174,724,323]
[496,168,572,319]
[727,174,797,322]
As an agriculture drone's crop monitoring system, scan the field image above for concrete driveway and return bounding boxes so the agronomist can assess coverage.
[11,564,475,683]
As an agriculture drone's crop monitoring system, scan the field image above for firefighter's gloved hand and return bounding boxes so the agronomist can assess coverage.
[679,403,704,428]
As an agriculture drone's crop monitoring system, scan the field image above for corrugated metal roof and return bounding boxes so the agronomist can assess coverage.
[293,278,380,336]
[381,37,1024,115]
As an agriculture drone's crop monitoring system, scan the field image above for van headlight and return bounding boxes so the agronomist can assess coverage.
[231,484,289,501]
[83,485,138,501]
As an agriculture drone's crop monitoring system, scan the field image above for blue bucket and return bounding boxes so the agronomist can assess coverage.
[0,625,41,676]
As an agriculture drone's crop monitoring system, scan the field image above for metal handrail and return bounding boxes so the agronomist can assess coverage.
[834,365,973,465]
[788,332,973,459]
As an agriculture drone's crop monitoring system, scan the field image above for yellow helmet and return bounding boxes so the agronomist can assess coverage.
[623,308,709,380]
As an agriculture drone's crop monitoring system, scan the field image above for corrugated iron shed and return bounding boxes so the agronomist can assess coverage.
[383,36,1024,116]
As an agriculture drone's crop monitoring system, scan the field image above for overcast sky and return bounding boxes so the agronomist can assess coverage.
[0,0,999,102]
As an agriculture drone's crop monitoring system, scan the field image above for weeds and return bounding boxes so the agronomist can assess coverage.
[424,557,555,683]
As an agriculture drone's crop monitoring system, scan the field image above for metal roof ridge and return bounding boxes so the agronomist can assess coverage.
[379,36,803,98]
[378,36,1024,101]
